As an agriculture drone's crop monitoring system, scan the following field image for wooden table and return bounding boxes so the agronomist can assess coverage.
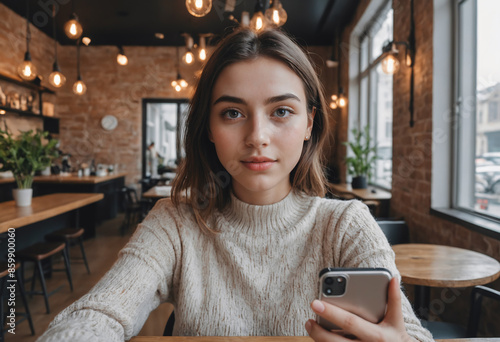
[328,183,391,201]
[393,243,500,318]
[129,336,500,342]
[328,183,391,217]
[0,193,103,233]
[143,185,172,199]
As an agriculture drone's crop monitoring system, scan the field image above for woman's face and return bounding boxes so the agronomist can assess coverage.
[209,56,314,205]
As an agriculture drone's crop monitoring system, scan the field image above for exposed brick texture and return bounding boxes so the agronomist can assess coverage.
[0,3,332,186]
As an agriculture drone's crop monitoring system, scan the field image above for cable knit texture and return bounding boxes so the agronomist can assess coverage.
[37,190,434,342]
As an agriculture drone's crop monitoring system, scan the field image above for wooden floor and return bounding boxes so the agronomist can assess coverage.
[9,214,174,342]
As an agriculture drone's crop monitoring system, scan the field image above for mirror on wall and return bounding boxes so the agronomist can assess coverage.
[142,99,189,180]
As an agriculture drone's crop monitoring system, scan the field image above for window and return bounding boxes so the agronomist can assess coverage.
[351,3,393,190]
[455,0,500,220]
[142,99,189,178]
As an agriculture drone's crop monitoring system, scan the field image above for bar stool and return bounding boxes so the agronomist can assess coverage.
[45,227,90,274]
[0,262,35,338]
[18,241,73,314]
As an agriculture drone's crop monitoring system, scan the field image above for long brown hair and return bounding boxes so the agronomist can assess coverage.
[171,28,330,234]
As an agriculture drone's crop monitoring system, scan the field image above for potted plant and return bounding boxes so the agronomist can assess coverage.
[343,126,377,189]
[0,129,59,206]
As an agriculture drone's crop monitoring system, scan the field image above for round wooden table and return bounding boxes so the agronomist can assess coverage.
[393,243,500,319]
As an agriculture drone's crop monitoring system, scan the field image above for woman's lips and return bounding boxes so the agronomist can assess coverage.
[241,157,276,171]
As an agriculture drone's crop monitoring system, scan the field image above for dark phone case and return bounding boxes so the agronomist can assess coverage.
[317,267,392,331]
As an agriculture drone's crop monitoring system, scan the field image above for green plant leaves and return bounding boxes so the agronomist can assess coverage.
[0,129,59,189]
[343,125,378,178]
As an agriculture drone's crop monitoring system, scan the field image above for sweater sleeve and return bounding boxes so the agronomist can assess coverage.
[36,202,180,342]
[333,200,435,342]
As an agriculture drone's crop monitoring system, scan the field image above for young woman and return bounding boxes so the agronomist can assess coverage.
[38,28,433,342]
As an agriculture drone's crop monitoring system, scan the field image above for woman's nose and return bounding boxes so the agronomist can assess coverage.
[244,114,270,148]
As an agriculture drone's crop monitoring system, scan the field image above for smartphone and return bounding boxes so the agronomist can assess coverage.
[316,267,392,332]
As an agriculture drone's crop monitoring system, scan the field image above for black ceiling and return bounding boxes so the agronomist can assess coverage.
[1,0,359,47]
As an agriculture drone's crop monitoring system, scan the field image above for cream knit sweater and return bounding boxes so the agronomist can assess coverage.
[37,190,434,342]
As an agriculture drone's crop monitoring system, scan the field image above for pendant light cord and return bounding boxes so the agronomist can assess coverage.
[25,0,31,53]
[52,5,58,63]
[77,38,81,78]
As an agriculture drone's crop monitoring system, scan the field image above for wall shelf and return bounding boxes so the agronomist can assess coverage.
[0,105,42,118]
[0,71,55,94]
[0,70,55,118]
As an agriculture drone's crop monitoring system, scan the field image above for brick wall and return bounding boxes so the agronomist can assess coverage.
[0,3,331,186]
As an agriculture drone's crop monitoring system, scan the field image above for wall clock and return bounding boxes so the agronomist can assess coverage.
[101,115,118,131]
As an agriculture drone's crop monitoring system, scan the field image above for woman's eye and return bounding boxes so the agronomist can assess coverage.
[222,110,242,119]
[273,108,292,118]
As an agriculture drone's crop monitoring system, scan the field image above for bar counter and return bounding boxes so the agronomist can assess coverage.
[0,193,103,233]
[0,172,127,185]
[0,173,126,234]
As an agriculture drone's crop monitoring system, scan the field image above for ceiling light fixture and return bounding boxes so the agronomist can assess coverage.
[185,0,212,17]
[82,37,91,46]
[64,0,83,40]
[250,0,268,32]
[73,39,87,95]
[182,34,195,65]
[198,36,207,61]
[116,46,128,66]
[265,0,287,27]
[198,33,213,62]
[171,47,188,92]
[17,1,37,81]
[337,87,347,108]
[48,5,66,88]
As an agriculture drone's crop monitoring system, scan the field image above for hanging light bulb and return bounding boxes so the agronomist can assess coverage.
[265,0,287,27]
[198,36,207,61]
[64,14,83,39]
[48,5,66,88]
[250,0,267,32]
[82,36,91,46]
[64,0,83,39]
[182,34,195,65]
[73,40,86,95]
[73,77,87,95]
[18,2,37,81]
[185,0,212,17]
[49,64,66,88]
[172,47,188,92]
[18,54,37,81]
[329,95,338,109]
[338,88,348,108]
[116,46,128,66]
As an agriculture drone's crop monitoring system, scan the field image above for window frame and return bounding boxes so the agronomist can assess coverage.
[350,1,394,191]
[431,0,500,239]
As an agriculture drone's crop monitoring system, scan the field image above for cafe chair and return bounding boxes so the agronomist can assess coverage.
[376,220,409,245]
[362,199,381,217]
[422,285,500,338]
[0,262,35,338]
[121,186,146,235]
[45,227,90,274]
[18,241,73,314]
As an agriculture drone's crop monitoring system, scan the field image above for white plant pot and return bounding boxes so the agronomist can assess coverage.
[13,188,33,207]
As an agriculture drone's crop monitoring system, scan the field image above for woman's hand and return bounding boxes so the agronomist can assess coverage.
[305,277,415,341]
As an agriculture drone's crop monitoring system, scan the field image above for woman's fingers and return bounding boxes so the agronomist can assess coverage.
[310,300,381,341]
[305,319,354,342]
[382,277,405,328]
